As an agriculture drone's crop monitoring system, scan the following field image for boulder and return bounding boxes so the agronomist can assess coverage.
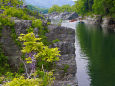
[59,12,71,19]
[66,12,78,20]
[48,12,59,19]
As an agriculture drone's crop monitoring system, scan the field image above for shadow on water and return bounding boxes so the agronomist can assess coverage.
[76,23,115,86]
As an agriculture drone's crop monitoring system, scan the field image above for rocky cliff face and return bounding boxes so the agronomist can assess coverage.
[85,15,102,24]
[14,20,32,36]
[101,17,115,30]
[0,26,21,70]
[47,25,77,86]
[85,15,115,31]
[0,20,32,70]
[0,20,77,86]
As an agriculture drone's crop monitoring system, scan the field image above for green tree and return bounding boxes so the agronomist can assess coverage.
[48,4,74,13]
[61,5,72,12]
[48,5,61,13]
[74,0,88,15]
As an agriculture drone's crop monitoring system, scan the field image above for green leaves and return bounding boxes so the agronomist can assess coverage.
[32,19,43,29]
[74,0,115,15]
[3,76,43,86]
[48,5,73,13]
[35,46,60,62]
[17,32,60,85]
[18,32,60,64]
[25,57,32,63]
[0,0,23,8]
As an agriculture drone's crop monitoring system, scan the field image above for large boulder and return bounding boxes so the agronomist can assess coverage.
[48,12,59,19]
[66,12,78,20]
[59,12,71,20]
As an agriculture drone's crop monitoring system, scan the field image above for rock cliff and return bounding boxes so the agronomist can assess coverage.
[0,20,77,86]
[101,17,115,30]
[85,15,115,30]
[47,25,77,86]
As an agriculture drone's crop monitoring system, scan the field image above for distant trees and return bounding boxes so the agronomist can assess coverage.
[48,5,61,13]
[26,5,48,14]
[48,4,74,13]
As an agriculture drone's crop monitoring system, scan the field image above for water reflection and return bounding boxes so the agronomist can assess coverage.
[76,24,115,86]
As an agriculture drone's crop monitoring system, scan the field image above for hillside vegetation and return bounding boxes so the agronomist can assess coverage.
[0,0,60,86]
[26,5,48,14]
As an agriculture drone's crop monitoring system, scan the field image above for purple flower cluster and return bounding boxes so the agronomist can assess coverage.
[28,52,36,73]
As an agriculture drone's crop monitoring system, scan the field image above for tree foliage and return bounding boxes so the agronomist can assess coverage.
[0,0,23,8]
[18,32,60,64]
[48,4,74,13]
[73,0,115,16]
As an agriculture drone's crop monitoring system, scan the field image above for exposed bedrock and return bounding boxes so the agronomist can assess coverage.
[85,15,115,30]
[47,25,77,86]
[45,12,78,20]
[85,15,102,24]
[0,19,77,85]
[101,17,115,30]
[0,27,21,70]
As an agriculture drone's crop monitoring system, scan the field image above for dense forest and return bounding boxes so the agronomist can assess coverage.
[49,0,115,17]
[74,0,115,16]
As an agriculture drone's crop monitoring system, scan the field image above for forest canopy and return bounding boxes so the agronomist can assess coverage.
[49,0,115,17]
[74,0,115,16]
[48,4,74,13]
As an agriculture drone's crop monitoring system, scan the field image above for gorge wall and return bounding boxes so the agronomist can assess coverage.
[47,25,77,86]
[0,20,77,86]
[85,15,115,31]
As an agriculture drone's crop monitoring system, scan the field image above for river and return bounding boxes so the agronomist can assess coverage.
[53,20,115,86]
[76,23,115,86]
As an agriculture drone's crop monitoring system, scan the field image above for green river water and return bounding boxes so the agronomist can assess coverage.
[76,23,115,86]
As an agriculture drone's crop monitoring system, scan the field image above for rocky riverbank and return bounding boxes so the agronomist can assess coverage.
[84,15,115,31]
[45,11,115,31]
[47,25,77,86]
